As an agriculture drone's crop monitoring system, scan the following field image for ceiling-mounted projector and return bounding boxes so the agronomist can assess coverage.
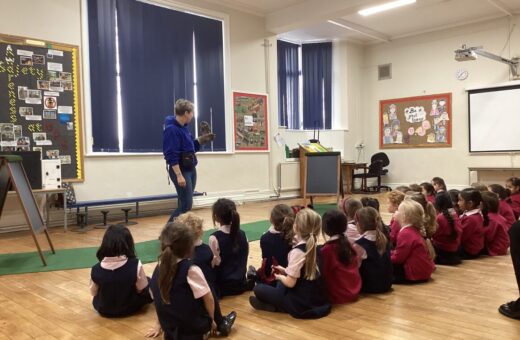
[455,48,477,61]
[454,44,519,79]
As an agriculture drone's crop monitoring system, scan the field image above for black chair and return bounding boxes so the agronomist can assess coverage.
[352,152,391,192]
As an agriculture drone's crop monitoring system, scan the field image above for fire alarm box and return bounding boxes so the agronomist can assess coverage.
[41,159,62,189]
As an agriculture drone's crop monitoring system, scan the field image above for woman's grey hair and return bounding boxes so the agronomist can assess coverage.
[174,99,194,116]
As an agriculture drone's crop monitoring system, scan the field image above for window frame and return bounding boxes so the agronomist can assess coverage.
[80,0,234,156]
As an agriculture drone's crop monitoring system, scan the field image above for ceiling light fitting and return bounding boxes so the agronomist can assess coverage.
[358,0,416,16]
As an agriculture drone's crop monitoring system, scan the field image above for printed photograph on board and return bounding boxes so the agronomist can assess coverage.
[19,107,33,116]
[32,54,45,65]
[37,80,50,90]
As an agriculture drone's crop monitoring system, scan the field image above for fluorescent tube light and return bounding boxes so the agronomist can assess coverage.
[358,0,416,16]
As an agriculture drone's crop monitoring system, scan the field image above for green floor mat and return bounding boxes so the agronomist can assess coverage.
[0,204,337,276]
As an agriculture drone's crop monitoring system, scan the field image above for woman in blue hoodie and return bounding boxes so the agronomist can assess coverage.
[163,99,214,222]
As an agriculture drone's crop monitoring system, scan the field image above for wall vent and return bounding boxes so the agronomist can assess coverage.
[378,63,392,80]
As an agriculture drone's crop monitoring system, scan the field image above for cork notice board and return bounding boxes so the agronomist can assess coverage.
[0,33,83,181]
[379,93,452,149]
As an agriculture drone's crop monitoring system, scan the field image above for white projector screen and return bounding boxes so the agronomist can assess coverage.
[469,85,520,152]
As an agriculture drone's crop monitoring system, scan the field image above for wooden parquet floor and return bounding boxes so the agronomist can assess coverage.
[1,194,520,339]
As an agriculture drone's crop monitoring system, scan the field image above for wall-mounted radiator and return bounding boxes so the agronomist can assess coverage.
[278,162,300,192]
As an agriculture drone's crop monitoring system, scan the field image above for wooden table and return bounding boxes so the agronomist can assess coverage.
[341,162,367,196]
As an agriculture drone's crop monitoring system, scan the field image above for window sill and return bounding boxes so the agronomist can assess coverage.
[84,150,242,157]
[279,128,350,132]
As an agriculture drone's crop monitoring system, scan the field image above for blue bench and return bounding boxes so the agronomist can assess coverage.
[69,192,205,226]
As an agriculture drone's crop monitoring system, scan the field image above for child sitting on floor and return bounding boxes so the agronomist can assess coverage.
[480,192,510,256]
[320,209,361,304]
[90,224,153,317]
[209,198,251,297]
[339,197,363,242]
[249,209,331,319]
[355,207,393,293]
[391,199,435,283]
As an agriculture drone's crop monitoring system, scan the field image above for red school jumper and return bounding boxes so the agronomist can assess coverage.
[507,192,520,220]
[389,217,401,248]
[460,210,484,256]
[432,211,462,252]
[391,226,435,281]
[498,200,516,228]
[320,239,361,304]
[484,213,510,256]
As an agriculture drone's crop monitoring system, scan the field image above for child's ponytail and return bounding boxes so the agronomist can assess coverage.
[294,209,322,280]
[481,202,490,227]
[159,245,178,304]
[212,198,241,250]
[304,234,318,280]
[424,202,438,238]
[443,209,457,240]
[281,215,295,245]
[230,209,240,246]
[481,191,500,227]
[158,222,195,304]
[408,193,437,238]
[435,192,457,239]
[270,204,295,246]
[375,227,388,256]
[356,207,388,255]
[322,209,354,265]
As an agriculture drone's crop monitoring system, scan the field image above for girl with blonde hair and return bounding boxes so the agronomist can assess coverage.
[391,199,435,283]
[249,209,331,319]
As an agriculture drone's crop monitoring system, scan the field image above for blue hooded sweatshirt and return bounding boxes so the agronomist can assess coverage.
[163,115,200,169]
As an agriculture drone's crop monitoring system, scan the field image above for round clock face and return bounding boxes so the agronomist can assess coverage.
[456,68,469,80]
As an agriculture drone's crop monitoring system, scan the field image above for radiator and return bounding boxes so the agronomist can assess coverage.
[278,162,300,191]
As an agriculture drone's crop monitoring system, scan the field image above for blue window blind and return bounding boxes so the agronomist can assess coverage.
[302,42,332,130]
[277,40,300,129]
[277,40,332,130]
[87,0,119,152]
[86,0,226,152]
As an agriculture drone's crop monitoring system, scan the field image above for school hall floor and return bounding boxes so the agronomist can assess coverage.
[1,194,520,339]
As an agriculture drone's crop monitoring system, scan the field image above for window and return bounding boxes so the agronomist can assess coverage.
[277,40,332,130]
[87,0,226,153]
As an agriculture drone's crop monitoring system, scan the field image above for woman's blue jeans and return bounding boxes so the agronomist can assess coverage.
[168,166,197,222]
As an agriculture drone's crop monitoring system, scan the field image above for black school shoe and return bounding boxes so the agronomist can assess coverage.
[249,296,276,312]
[217,311,237,336]
[499,298,520,319]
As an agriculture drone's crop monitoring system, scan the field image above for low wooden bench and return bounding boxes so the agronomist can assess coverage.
[68,192,205,226]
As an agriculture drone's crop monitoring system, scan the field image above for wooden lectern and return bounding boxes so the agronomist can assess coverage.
[299,146,341,206]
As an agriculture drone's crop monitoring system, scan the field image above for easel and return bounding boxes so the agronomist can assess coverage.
[0,156,55,266]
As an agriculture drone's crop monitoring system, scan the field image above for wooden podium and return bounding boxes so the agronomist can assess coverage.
[299,146,341,206]
[0,156,55,265]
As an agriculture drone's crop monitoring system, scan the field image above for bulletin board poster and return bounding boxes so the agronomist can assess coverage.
[379,93,452,149]
[0,34,83,181]
[233,92,268,151]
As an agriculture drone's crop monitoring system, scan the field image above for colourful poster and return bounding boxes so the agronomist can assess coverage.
[233,92,268,151]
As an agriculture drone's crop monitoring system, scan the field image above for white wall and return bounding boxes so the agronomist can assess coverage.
[361,15,520,188]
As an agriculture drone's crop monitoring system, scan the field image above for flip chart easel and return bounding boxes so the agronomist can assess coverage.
[0,156,55,265]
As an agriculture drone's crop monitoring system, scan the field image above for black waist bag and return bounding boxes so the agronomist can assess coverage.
[181,152,195,169]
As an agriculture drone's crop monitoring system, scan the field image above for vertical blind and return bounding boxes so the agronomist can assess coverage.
[277,40,332,130]
[87,0,226,152]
